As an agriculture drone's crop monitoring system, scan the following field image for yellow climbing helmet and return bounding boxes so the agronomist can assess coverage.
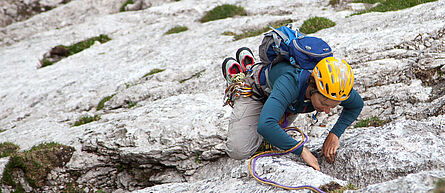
[312,57,354,101]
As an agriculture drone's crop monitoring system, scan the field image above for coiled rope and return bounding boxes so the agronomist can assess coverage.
[248,127,325,193]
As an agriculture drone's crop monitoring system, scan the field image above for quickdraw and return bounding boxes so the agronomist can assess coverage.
[248,127,326,193]
[223,73,253,108]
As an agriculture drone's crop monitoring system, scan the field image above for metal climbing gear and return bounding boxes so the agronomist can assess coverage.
[248,127,326,193]
[311,112,319,126]
[223,73,253,108]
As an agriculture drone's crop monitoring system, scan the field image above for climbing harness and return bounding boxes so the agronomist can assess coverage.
[223,73,253,108]
[248,126,325,193]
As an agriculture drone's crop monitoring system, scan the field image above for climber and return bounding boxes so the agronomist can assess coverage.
[222,48,364,171]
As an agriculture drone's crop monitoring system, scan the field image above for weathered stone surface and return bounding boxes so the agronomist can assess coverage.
[317,119,445,187]
[0,0,71,27]
[133,157,347,193]
[0,0,444,192]
[354,170,445,193]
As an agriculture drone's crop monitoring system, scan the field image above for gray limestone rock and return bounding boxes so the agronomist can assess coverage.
[0,0,444,192]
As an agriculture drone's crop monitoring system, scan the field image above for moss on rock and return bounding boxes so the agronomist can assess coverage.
[0,142,20,158]
[1,142,75,191]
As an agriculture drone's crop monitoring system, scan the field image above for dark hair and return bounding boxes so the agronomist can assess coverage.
[306,75,318,97]
[307,76,316,88]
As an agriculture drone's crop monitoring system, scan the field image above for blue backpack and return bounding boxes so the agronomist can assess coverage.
[254,25,333,103]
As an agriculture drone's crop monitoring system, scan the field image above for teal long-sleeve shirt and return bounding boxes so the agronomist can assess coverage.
[257,61,364,155]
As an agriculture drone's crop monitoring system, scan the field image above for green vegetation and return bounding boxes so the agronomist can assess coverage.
[165,26,189,35]
[1,142,75,191]
[127,101,137,108]
[73,115,100,127]
[200,4,247,23]
[329,0,341,6]
[194,152,202,164]
[222,31,236,36]
[40,34,111,68]
[179,70,205,83]
[62,34,111,56]
[299,17,336,34]
[97,94,116,111]
[332,183,359,193]
[143,68,166,78]
[352,0,438,15]
[435,178,445,193]
[319,182,358,193]
[40,58,55,68]
[120,0,134,12]
[230,19,293,41]
[355,116,389,128]
[0,142,20,158]
[125,82,134,88]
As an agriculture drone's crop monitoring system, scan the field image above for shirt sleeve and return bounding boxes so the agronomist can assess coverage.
[330,88,364,138]
[257,73,305,155]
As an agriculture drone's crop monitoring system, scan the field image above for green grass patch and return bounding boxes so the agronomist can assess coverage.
[40,34,111,68]
[355,116,389,128]
[1,142,75,190]
[231,19,293,41]
[120,0,134,12]
[62,34,111,56]
[73,115,100,127]
[435,178,445,193]
[200,4,247,23]
[165,26,189,35]
[179,70,205,83]
[97,94,116,111]
[352,0,438,15]
[143,68,166,78]
[40,58,55,68]
[299,17,336,34]
[0,142,20,158]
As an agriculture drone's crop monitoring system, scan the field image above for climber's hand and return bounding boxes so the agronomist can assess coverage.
[301,146,320,171]
[321,132,339,164]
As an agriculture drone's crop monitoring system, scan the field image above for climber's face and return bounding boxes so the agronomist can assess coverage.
[311,93,341,114]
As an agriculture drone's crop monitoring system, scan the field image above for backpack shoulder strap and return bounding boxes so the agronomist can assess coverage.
[296,70,312,103]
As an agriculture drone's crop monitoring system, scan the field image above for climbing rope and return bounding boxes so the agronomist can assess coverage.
[248,127,326,193]
[223,73,252,108]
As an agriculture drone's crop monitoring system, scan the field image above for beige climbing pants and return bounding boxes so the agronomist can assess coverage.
[225,67,296,160]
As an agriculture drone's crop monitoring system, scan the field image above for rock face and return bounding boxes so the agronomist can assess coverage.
[0,0,71,27]
[319,120,445,187]
[0,0,444,192]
